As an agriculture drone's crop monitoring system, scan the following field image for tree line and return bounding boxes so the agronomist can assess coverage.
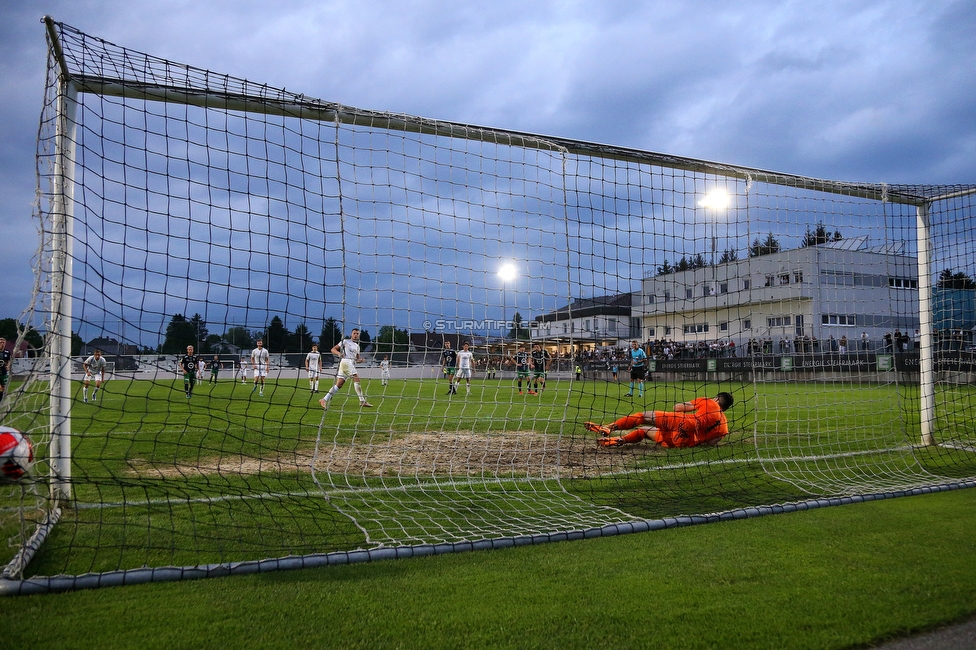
[655,222,844,276]
[158,314,371,355]
[158,315,425,357]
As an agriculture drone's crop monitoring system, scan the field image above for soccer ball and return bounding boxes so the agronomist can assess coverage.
[0,426,35,483]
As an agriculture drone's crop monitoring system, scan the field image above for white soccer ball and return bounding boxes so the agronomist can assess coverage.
[0,426,35,483]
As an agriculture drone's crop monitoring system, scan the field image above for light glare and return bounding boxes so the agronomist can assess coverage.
[498,263,517,282]
[699,189,731,211]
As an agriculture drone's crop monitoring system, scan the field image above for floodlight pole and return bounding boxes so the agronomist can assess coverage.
[916,203,935,446]
[498,263,517,354]
[699,188,728,306]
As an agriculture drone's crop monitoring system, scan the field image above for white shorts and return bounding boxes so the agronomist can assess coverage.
[336,358,358,379]
[86,371,104,383]
[253,367,268,378]
[307,369,320,379]
[456,368,472,379]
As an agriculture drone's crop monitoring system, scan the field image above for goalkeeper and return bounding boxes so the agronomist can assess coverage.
[586,392,733,448]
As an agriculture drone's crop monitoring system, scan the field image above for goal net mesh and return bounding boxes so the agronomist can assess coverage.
[2,20,975,588]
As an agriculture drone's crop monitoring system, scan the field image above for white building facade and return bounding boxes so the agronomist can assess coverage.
[636,240,920,352]
[530,294,638,355]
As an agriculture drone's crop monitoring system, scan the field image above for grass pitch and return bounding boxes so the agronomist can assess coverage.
[2,374,975,581]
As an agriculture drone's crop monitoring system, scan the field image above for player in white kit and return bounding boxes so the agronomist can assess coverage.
[453,342,475,394]
[305,344,322,393]
[250,339,270,396]
[82,349,107,403]
[319,328,373,410]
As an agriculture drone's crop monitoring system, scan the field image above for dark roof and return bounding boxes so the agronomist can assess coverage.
[409,332,467,350]
[83,337,139,356]
[535,293,633,322]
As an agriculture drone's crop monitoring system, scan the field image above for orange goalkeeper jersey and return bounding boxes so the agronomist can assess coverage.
[652,397,729,447]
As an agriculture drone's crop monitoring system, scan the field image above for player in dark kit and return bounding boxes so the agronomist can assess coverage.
[515,345,530,394]
[529,343,550,395]
[209,354,221,385]
[180,345,201,398]
[441,340,458,395]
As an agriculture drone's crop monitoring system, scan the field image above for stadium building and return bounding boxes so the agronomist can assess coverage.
[635,238,921,353]
[529,294,640,356]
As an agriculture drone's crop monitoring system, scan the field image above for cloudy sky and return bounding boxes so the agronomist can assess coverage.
[2,0,975,338]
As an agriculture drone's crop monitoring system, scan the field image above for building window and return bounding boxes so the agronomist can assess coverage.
[584,319,590,331]
[685,287,693,299]
[821,314,856,326]
[889,277,918,289]
[767,316,792,327]
[683,323,709,334]
[719,282,729,294]
[743,319,752,330]
[793,270,804,283]
[645,294,656,304]
[742,279,751,291]
[719,321,729,332]
[664,326,672,335]
[765,275,774,287]
[663,291,671,302]
[630,318,641,338]
[779,273,791,285]
[648,327,656,338]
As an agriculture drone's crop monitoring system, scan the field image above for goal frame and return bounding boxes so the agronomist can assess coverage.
[38,17,968,467]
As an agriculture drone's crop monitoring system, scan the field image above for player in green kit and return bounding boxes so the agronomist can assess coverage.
[180,345,200,398]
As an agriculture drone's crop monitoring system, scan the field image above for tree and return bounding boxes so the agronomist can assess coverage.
[801,222,843,247]
[319,318,342,351]
[749,233,781,257]
[204,334,223,351]
[507,312,531,340]
[0,318,44,351]
[290,323,315,352]
[72,332,85,356]
[375,325,409,360]
[656,259,674,276]
[937,269,976,290]
[719,249,738,264]
[189,314,208,350]
[690,253,706,269]
[162,314,197,353]
[264,316,290,353]
[222,326,254,352]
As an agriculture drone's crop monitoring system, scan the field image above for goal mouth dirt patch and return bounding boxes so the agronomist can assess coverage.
[125,431,627,480]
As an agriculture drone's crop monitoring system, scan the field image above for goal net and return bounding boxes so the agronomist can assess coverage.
[3,19,975,593]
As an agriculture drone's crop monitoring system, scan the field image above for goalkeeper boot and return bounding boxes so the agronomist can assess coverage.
[361,401,374,408]
[598,436,624,448]
[584,422,613,436]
